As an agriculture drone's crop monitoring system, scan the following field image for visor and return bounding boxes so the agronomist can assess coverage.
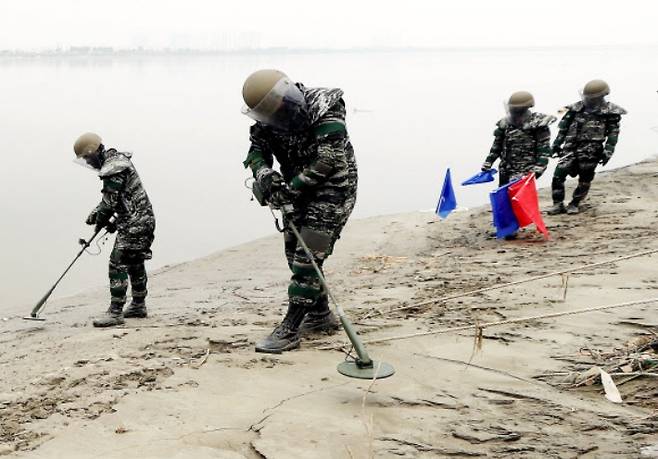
[503,101,530,126]
[73,151,102,171]
[241,77,308,131]
[579,89,605,108]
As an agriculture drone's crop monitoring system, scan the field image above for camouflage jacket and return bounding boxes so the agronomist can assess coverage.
[92,149,155,251]
[484,112,556,178]
[552,101,627,162]
[243,84,358,202]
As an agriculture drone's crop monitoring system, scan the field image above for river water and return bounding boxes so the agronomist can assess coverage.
[1,47,656,311]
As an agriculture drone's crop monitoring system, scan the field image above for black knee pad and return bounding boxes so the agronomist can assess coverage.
[300,228,332,259]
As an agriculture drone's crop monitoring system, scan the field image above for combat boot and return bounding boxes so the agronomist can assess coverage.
[547,202,566,215]
[255,304,306,354]
[566,202,580,215]
[123,301,147,318]
[300,297,340,335]
[93,303,125,328]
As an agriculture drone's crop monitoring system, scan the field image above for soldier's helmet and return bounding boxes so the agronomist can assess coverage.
[507,91,535,109]
[73,132,104,170]
[74,132,102,158]
[241,69,309,132]
[582,79,610,98]
[242,69,288,109]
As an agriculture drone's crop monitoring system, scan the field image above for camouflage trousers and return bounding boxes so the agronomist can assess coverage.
[551,156,598,205]
[282,188,357,312]
[109,231,154,309]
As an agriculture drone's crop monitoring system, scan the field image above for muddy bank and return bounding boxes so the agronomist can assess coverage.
[1,159,658,458]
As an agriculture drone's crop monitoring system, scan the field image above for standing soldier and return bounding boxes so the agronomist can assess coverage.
[241,69,357,353]
[547,80,627,215]
[481,91,556,186]
[74,133,156,327]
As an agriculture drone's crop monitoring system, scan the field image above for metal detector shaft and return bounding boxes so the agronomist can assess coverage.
[27,224,106,319]
[553,151,574,161]
[281,207,373,366]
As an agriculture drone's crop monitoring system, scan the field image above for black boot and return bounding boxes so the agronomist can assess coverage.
[547,202,566,215]
[255,304,306,354]
[566,201,580,215]
[93,303,125,328]
[300,297,339,335]
[123,301,147,318]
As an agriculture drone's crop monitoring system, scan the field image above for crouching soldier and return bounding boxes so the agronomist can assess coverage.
[547,80,627,215]
[73,133,156,327]
[481,91,556,186]
[241,69,357,353]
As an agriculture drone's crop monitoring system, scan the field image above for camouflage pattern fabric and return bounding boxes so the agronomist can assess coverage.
[551,101,627,204]
[89,148,155,308]
[109,247,149,307]
[484,112,556,185]
[244,83,358,311]
[282,193,356,310]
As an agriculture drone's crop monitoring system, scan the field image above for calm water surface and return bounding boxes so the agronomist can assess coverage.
[1,47,657,310]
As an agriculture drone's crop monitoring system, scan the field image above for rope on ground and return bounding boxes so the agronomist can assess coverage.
[320,297,658,350]
[379,248,658,317]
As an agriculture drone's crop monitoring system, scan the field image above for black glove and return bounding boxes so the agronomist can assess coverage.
[256,169,284,200]
[269,185,296,209]
[600,154,612,166]
[551,146,562,158]
[105,221,117,234]
[481,161,493,172]
[86,209,98,225]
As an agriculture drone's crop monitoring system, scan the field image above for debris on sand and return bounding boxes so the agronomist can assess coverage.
[537,334,658,408]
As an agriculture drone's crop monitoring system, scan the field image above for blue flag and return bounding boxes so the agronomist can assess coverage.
[436,168,457,219]
[489,179,520,238]
[461,168,498,186]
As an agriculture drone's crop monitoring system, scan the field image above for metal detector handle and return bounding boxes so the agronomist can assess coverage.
[267,206,377,369]
[28,215,114,318]
[553,151,574,161]
[269,204,295,233]
[282,214,374,367]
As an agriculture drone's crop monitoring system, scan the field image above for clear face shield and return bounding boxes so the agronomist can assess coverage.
[241,77,309,132]
[504,101,530,127]
[580,89,605,110]
[73,149,103,171]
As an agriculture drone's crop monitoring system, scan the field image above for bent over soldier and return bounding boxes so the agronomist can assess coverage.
[481,91,556,186]
[547,79,627,215]
[241,69,357,353]
[74,133,156,327]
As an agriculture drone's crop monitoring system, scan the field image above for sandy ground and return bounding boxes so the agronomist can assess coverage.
[2,159,658,458]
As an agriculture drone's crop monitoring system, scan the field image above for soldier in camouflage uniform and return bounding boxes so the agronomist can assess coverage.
[482,91,556,186]
[547,80,627,215]
[74,133,156,327]
[241,69,357,353]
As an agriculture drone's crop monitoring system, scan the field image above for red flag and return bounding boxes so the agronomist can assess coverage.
[508,173,549,239]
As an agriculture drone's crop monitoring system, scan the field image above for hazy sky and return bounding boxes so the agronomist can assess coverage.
[0,0,656,50]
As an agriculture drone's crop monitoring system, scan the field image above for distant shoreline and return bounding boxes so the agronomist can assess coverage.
[2,43,657,60]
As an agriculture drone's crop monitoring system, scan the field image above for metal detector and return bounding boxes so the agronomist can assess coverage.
[24,221,111,321]
[272,203,395,380]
